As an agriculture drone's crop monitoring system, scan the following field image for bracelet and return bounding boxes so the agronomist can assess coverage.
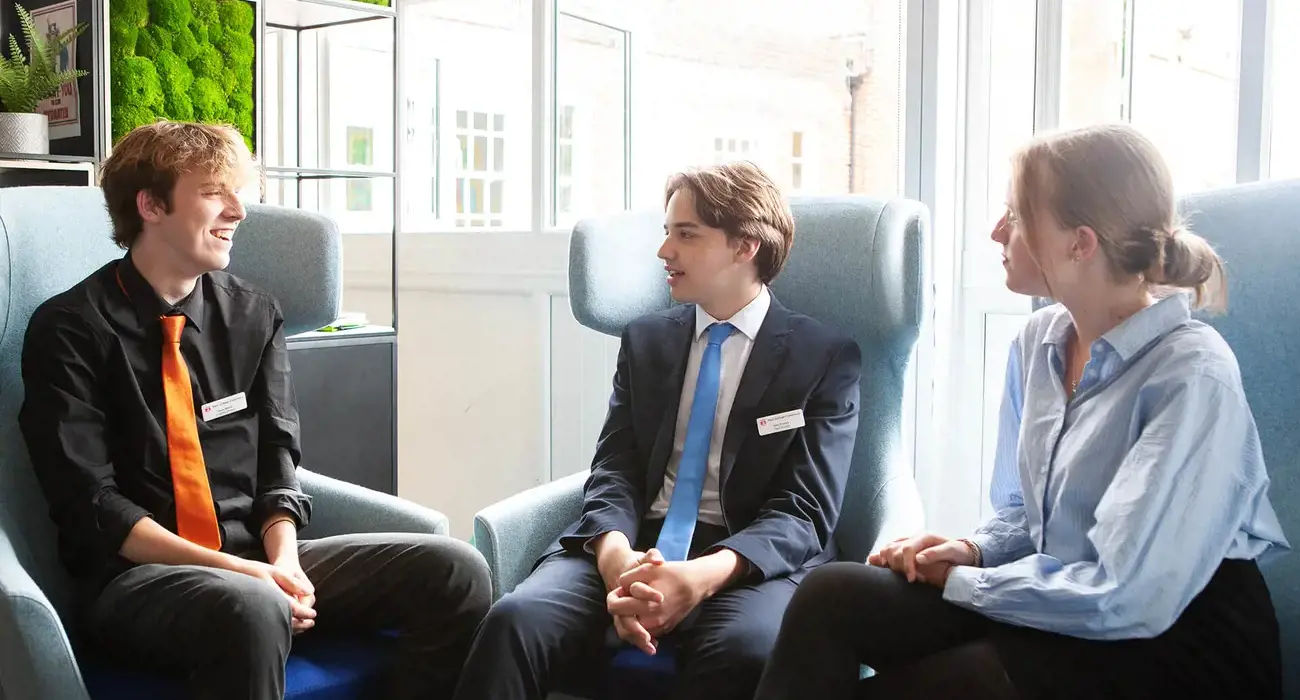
[957,537,983,567]
[260,516,297,539]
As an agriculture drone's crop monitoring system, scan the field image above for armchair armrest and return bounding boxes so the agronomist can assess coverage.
[0,530,89,700]
[298,468,450,538]
[473,471,586,600]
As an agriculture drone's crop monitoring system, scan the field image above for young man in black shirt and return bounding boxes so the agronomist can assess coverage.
[18,121,491,700]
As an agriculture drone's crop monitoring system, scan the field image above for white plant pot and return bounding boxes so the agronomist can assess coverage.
[0,112,50,155]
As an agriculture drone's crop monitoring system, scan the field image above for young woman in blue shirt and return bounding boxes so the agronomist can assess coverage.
[753,123,1288,700]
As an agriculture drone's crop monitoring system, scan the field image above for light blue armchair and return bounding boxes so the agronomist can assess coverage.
[1174,179,1300,697]
[472,196,930,698]
[0,186,449,700]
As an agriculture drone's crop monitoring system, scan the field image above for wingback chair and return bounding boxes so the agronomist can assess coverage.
[472,195,930,699]
[0,186,449,700]
[1171,179,1299,696]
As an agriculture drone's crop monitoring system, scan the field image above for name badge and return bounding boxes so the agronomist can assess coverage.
[756,409,805,436]
[201,392,247,421]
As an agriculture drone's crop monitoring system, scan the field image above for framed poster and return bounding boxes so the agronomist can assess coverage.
[28,0,80,139]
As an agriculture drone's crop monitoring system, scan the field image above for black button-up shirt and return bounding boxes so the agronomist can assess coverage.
[18,255,312,593]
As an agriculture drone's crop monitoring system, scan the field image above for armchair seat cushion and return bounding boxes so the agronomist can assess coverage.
[82,634,396,700]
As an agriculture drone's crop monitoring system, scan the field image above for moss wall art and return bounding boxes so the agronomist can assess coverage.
[108,0,255,149]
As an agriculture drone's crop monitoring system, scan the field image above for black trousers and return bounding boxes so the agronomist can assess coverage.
[753,559,1282,700]
[82,532,493,700]
[451,521,798,700]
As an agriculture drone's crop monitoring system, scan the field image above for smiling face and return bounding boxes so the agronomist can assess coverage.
[137,169,254,278]
[658,188,760,307]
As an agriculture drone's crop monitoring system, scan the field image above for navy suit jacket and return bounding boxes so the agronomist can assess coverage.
[551,295,862,583]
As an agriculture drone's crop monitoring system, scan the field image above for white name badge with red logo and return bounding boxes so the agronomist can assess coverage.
[756,409,805,436]
[201,392,247,421]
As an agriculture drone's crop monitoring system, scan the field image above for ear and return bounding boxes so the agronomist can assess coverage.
[733,236,760,263]
[1073,225,1101,262]
[137,189,166,224]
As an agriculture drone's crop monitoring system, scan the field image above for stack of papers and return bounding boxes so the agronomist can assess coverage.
[317,312,369,332]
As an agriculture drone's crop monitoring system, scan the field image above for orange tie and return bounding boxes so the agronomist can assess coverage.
[160,315,222,549]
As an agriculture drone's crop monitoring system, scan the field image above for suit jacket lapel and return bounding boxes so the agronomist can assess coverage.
[719,299,792,489]
[647,305,694,487]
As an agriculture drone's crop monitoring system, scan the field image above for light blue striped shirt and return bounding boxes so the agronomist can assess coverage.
[944,293,1289,640]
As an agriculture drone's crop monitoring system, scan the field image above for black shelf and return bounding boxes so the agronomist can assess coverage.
[0,152,98,164]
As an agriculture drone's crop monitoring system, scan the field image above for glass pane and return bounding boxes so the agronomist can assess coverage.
[559,144,573,177]
[489,180,504,213]
[269,176,395,329]
[262,20,395,173]
[987,0,1037,218]
[791,163,802,189]
[473,136,488,171]
[599,0,907,209]
[1060,0,1242,192]
[469,178,484,213]
[1270,0,1300,178]
[792,132,803,158]
[555,12,628,226]
[401,0,529,231]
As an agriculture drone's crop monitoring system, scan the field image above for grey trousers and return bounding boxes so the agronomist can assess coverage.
[83,532,493,700]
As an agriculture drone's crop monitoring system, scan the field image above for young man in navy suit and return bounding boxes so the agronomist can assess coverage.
[452,161,863,700]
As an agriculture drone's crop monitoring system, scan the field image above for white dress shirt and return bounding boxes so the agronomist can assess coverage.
[648,286,772,526]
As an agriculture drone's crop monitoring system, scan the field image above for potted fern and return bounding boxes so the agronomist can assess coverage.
[0,4,87,155]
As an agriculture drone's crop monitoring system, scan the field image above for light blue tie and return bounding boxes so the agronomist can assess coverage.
[655,322,733,561]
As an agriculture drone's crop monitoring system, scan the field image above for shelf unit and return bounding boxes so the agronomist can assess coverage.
[0,153,96,186]
[259,0,401,332]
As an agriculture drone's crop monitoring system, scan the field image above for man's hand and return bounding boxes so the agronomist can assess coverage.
[229,557,317,633]
[594,531,657,593]
[608,548,744,637]
[868,534,977,588]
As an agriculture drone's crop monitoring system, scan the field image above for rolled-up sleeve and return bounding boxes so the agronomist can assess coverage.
[18,305,152,568]
[249,299,312,530]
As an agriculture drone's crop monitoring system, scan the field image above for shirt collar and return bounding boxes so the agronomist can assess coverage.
[1042,292,1191,361]
[116,254,206,332]
[694,285,771,341]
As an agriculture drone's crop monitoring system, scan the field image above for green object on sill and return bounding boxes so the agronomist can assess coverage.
[108,0,255,150]
[352,0,391,6]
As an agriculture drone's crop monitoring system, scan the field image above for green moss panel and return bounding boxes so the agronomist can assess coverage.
[108,0,255,150]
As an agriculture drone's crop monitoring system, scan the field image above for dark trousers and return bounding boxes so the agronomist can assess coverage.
[452,522,798,700]
[83,532,493,700]
[753,560,1282,700]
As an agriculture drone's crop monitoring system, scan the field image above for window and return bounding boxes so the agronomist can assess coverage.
[345,126,374,211]
[558,0,908,215]
[1270,0,1300,177]
[556,105,576,219]
[714,137,757,164]
[403,0,530,231]
[454,110,508,228]
[1059,0,1242,192]
[555,12,628,226]
[790,131,804,192]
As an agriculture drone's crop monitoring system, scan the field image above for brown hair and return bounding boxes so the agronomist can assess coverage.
[1012,123,1226,311]
[664,161,796,283]
[100,121,261,249]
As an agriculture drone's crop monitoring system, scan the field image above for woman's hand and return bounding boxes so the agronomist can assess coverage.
[868,534,979,587]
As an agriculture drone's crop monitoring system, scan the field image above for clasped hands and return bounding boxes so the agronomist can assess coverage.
[230,556,318,634]
[596,536,706,656]
[867,534,978,588]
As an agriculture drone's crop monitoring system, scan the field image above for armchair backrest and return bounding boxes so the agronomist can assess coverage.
[0,185,340,628]
[1176,179,1300,693]
[569,195,929,562]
